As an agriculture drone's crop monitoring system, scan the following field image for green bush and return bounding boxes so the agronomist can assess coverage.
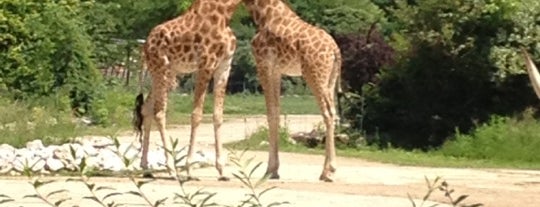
[361,0,540,148]
[440,110,540,163]
[0,0,111,122]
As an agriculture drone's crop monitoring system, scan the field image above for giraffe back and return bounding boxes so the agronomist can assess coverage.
[143,0,241,75]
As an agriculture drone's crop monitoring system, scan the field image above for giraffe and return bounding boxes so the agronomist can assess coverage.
[242,0,342,182]
[133,0,243,181]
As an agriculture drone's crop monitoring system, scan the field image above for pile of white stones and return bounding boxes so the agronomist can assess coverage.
[0,137,218,175]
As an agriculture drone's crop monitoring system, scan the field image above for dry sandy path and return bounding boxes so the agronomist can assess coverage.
[0,115,539,207]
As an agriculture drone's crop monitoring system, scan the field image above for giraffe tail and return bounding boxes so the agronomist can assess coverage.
[133,94,144,137]
[133,42,148,140]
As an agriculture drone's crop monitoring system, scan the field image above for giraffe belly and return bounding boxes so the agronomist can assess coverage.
[279,61,302,76]
[171,61,198,74]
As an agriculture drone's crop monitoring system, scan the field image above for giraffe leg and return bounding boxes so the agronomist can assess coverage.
[140,91,154,178]
[328,61,341,125]
[185,67,212,180]
[258,65,281,179]
[212,58,233,181]
[304,70,337,182]
[320,100,337,182]
[146,74,173,177]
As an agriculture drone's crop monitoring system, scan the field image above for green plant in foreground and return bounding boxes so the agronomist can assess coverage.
[24,179,70,207]
[66,144,123,207]
[0,194,14,205]
[408,176,483,207]
[13,136,290,206]
[168,137,219,207]
[229,149,289,207]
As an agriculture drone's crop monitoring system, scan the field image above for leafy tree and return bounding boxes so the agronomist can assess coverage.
[290,0,387,34]
[229,5,258,93]
[334,26,395,131]
[361,0,540,148]
[0,0,128,123]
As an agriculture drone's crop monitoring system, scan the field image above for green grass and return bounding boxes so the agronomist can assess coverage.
[340,148,540,170]
[165,93,319,125]
[5,85,538,171]
[227,123,540,170]
[0,97,79,147]
[0,88,319,148]
[168,93,319,115]
[438,112,540,164]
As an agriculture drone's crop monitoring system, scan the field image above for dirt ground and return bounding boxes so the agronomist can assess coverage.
[0,115,539,207]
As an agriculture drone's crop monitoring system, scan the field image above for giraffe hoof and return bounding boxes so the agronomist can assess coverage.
[142,172,154,179]
[218,176,230,181]
[186,176,201,181]
[319,173,335,182]
[265,172,280,180]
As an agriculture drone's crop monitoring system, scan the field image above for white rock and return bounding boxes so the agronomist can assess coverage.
[15,148,34,158]
[194,150,226,167]
[173,149,188,167]
[259,141,269,146]
[196,151,212,166]
[82,143,99,156]
[34,145,57,160]
[85,156,100,169]
[31,159,46,172]
[118,143,140,160]
[0,159,13,174]
[26,140,44,151]
[147,149,167,170]
[54,144,85,171]
[45,158,64,172]
[75,137,114,148]
[12,155,44,173]
[60,143,86,159]
[98,149,125,171]
[0,144,15,161]
[0,144,15,152]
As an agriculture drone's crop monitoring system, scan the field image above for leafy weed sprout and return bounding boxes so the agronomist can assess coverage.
[228,149,289,207]
[408,176,483,207]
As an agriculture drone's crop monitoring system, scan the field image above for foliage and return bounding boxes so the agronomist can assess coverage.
[0,92,318,148]
[291,0,388,34]
[440,109,540,163]
[98,0,192,40]
[361,0,540,148]
[226,126,294,151]
[0,0,111,120]
[334,26,395,130]
[229,150,290,207]
[408,176,483,207]
[229,5,259,93]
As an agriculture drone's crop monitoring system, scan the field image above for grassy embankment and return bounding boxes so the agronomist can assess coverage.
[2,88,538,170]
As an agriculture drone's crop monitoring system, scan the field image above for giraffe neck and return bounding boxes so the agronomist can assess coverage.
[187,0,243,26]
[245,0,300,29]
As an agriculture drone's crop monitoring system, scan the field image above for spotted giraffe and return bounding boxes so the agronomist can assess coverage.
[133,0,243,181]
[243,0,342,182]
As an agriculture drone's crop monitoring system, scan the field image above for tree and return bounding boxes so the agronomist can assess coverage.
[334,25,395,131]
[1,1,101,109]
[290,0,388,34]
[360,0,540,148]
